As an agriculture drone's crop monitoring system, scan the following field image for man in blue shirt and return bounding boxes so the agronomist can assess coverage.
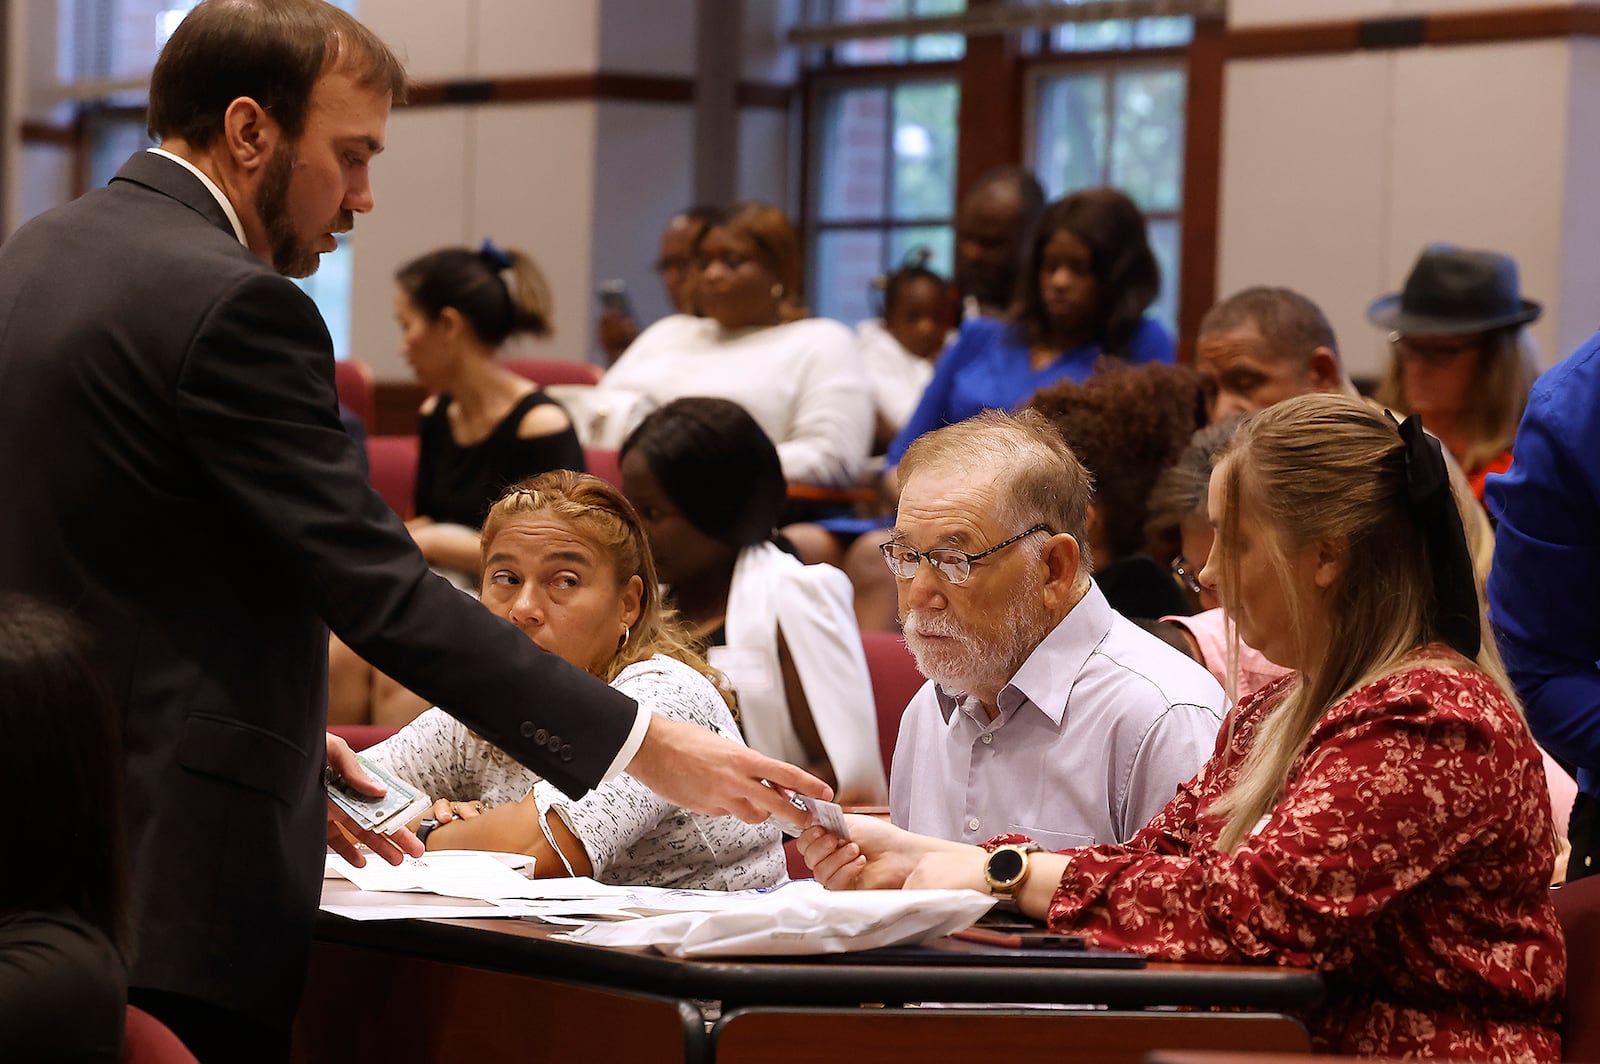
[1487,335,1600,880]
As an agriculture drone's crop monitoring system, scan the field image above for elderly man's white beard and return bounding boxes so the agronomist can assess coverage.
[901,564,1052,699]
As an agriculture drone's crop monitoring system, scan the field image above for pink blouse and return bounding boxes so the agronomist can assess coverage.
[1003,651,1565,1059]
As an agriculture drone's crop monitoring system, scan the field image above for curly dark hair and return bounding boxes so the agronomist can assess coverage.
[1026,361,1207,559]
[1015,188,1159,357]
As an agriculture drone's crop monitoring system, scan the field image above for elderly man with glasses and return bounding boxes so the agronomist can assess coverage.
[883,409,1226,849]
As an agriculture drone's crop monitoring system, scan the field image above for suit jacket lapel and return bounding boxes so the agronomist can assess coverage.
[110,150,239,239]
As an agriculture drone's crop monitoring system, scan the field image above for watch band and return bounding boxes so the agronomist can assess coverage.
[415,816,440,847]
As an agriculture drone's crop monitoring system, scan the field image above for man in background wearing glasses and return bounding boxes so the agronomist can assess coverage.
[882,410,1226,849]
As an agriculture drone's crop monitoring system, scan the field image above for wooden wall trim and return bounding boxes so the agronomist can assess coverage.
[1176,15,1225,365]
[19,120,76,145]
[402,73,793,110]
[1227,3,1600,59]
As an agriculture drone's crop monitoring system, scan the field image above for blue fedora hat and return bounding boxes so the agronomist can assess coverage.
[1367,244,1541,336]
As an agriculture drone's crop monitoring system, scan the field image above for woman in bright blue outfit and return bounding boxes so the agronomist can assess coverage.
[836,187,1174,631]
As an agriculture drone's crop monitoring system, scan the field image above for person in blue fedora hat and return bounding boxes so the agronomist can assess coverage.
[1370,244,1542,502]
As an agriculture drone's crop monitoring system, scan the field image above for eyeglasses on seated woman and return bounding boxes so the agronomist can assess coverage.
[359,470,787,890]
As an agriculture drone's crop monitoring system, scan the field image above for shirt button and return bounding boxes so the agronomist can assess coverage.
[534,728,548,745]
[559,744,574,762]
[548,734,563,752]
[980,733,994,745]
[967,817,981,832]
[519,722,536,739]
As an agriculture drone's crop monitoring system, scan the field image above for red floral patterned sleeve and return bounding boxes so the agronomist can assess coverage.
[1045,666,1556,970]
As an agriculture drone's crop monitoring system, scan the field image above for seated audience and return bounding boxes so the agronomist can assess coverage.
[953,166,1046,320]
[598,202,873,490]
[859,260,951,453]
[844,187,1175,631]
[1193,285,1356,422]
[361,471,785,890]
[802,394,1565,1059]
[1026,361,1207,620]
[1370,244,1542,503]
[0,594,128,1063]
[618,398,888,805]
[399,240,585,578]
[1144,417,1290,701]
[596,206,717,365]
[883,410,1225,848]
[329,241,586,728]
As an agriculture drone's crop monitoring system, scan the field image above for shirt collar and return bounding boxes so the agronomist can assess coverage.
[146,147,246,246]
[931,582,1115,727]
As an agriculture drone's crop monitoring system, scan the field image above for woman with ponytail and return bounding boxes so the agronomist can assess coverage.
[799,393,1565,1059]
[395,240,585,577]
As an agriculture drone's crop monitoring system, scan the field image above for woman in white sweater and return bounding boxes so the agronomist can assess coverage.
[362,470,785,890]
[619,398,888,806]
[598,202,873,490]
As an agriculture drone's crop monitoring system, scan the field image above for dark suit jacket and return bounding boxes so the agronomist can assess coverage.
[0,152,638,1025]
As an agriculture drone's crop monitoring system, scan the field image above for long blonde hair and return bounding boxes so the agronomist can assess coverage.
[1207,394,1518,852]
[1376,325,1538,474]
[479,470,735,712]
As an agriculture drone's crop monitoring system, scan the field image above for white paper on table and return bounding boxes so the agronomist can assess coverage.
[327,852,542,900]
[321,890,524,922]
[323,850,534,879]
[554,881,995,957]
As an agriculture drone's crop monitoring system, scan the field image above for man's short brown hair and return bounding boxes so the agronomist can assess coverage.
[1197,286,1338,372]
[148,0,407,147]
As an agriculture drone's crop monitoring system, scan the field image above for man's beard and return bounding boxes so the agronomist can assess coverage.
[256,145,352,279]
[901,567,1051,699]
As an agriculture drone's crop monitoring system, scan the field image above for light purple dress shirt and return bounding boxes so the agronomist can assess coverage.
[889,583,1227,849]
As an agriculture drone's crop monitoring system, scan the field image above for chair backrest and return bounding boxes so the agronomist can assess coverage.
[121,1005,199,1064]
[860,631,925,780]
[503,358,603,387]
[1553,874,1600,1060]
[365,435,419,519]
[584,447,623,489]
[329,723,400,753]
[333,359,376,432]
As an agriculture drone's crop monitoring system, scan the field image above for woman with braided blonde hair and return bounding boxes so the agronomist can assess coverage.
[361,470,786,890]
[799,394,1565,1059]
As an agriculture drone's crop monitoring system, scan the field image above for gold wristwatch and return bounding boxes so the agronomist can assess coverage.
[983,842,1043,899]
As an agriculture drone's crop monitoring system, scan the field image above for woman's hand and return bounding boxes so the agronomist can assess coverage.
[797,814,960,890]
[428,797,485,824]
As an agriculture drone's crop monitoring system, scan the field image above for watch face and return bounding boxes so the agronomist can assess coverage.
[988,846,1025,884]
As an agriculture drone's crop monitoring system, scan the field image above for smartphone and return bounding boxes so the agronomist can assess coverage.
[598,279,635,320]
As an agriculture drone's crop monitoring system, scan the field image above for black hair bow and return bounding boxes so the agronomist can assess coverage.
[1388,411,1481,660]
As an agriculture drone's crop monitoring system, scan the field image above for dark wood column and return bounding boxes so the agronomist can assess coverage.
[955,3,1024,197]
[1175,15,1226,362]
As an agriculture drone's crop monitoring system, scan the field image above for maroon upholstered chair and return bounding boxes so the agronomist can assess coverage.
[502,358,603,387]
[583,447,622,489]
[332,359,375,432]
[364,435,419,519]
[120,1005,199,1064]
[1553,873,1600,1060]
[859,631,924,780]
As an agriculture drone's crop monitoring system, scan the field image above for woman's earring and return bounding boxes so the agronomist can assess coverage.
[619,625,630,649]
[770,284,784,301]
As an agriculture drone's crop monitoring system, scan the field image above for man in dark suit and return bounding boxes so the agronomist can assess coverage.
[0,2,824,1060]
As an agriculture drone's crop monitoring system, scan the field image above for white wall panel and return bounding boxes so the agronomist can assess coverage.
[348,107,472,377]
[1558,37,1600,364]
[736,108,792,215]
[593,101,695,336]
[1386,41,1567,371]
[1217,51,1392,377]
[600,0,697,76]
[1229,0,1397,29]
[359,0,474,83]
[471,102,600,365]
[477,0,601,78]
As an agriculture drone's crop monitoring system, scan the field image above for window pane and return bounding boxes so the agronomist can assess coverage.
[294,237,354,361]
[909,0,966,60]
[887,225,955,283]
[1052,19,1133,52]
[1132,16,1194,48]
[836,0,908,64]
[1146,217,1180,336]
[88,116,154,191]
[813,229,887,326]
[817,87,889,222]
[891,81,958,221]
[1110,68,1185,211]
[1034,73,1107,200]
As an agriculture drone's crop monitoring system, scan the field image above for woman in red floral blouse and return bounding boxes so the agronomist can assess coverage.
[800,394,1565,1060]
